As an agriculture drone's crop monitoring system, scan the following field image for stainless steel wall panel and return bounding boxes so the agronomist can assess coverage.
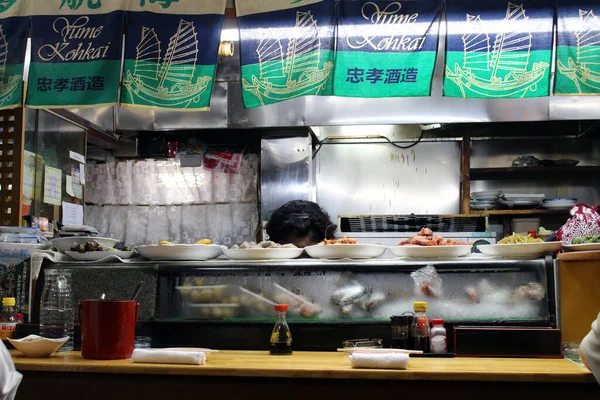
[65,106,116,133]
[315,142,461,219]
[116,82,229,130]
[549,96,600,120]
[260,136,312,220]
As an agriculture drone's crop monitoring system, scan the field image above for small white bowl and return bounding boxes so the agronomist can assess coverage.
[8,335,68,357]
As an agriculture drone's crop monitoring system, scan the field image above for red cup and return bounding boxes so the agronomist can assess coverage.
[79,300,139,360]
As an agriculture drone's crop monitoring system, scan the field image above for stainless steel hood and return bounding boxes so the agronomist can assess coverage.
[79,13,600,132]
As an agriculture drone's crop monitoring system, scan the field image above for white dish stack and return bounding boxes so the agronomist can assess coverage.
[499,194,546,208]
[470,191,502,210]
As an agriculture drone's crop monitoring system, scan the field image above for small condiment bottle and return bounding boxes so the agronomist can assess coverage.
[0,297,17,340]
[412,302,430,352]
[430,319,447,354]
[390,315,412,349]
[270,304,292,355]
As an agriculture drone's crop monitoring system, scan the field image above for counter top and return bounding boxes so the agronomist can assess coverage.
[11,351,594,383]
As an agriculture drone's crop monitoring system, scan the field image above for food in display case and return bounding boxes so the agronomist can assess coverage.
[398,228,469,246]
[498,233,543,244]
[230,241,297,249]
[224,241,303,260]
[320,237,358,245]
[331,280,387,315]
[464,280,546,306]
[273,283,321,318]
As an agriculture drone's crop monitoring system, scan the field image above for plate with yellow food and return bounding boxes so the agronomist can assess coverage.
[477,233,562,259]
[135,239,224,261]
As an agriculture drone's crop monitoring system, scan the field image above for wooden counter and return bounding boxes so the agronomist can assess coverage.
[11,350,594,383]
[12,351,598,399]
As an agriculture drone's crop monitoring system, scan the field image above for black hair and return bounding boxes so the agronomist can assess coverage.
[266,200,336,245]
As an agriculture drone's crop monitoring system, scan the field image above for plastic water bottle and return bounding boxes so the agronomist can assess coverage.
[40,269,74,352]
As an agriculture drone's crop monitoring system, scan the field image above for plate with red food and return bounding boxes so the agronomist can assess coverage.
[304,237,387,259]
[388,228,472,259]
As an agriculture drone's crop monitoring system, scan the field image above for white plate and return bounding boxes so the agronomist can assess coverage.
[65,250,135,261]
[0,243,50,251]
[8,335,68,358]
[471,191,502,198]
[503,194,546,201]
[304,244,387,259]
[499,200,540,207]
[222,247,303,260]
[471,196,498,203]
[542,201,576,210]
[470,203,496,210]
[562,243,600,252]
[136,244,224,261]
[478,242,562,259]
[51,237,119,253]
[388,245,472,259]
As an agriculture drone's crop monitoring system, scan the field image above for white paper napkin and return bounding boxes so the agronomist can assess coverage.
[349,353,409,370]
[132,349,206,365]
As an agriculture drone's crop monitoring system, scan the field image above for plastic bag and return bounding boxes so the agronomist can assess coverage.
[554,204,600,245]
[411,265,443,298]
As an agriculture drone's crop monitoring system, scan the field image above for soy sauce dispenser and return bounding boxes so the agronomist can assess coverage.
[270,304,293,355]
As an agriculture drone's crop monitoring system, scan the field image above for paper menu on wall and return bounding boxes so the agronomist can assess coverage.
[65,175,74,197]
[43,166,62,205]
[69,150,85,164]
[62,202,83,226]
[80,163,85,185]
[23,150,36,200]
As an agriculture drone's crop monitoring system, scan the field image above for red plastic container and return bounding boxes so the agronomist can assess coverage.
[79,300,139,360]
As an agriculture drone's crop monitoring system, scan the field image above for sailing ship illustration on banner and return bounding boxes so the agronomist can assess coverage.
[0,25,21,108]
[446,2,549,98]
[557,9,600,93]
[242,11,333,106]
[123,19,211,108]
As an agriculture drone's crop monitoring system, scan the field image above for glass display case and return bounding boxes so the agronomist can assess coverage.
[156,257,556,328]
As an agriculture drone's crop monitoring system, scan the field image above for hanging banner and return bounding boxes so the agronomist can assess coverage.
[26,0,126,108]
[444,0,553,98]
[236,0,336,108]
[556,1,600,95]
[334,0,441,98]
[121,0,226,111]
[0,1,28,110]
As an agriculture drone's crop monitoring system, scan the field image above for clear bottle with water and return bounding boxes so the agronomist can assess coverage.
[40,269,73,352]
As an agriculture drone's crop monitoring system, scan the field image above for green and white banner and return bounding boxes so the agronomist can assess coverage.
[0,1,28,110]
[556,1,600,95]
[334,0,442,98]
[121,0,227,111]
[236,0,336,108]
[444,0,554,98]
[26,0,126,108]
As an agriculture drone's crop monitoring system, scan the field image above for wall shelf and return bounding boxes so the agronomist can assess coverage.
[471,209,570,216]
[470,166,600,180]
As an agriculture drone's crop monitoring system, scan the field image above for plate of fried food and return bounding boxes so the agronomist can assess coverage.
[477,233,562,259]
[304,237,387,259]
[387,228,473,258]
[223,241,303,260]
[135,239,224,261]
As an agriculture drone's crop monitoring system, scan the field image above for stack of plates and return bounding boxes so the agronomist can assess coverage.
[542,198,577,210]
[470,191,502,210]
[499,194,545,208]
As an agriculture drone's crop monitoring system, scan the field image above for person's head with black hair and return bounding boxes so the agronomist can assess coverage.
[266,200,336,247]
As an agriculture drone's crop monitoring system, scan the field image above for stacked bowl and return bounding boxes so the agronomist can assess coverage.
[470,191,502,210]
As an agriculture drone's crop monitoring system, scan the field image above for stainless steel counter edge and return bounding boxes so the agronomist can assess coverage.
[51,256,550,270]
